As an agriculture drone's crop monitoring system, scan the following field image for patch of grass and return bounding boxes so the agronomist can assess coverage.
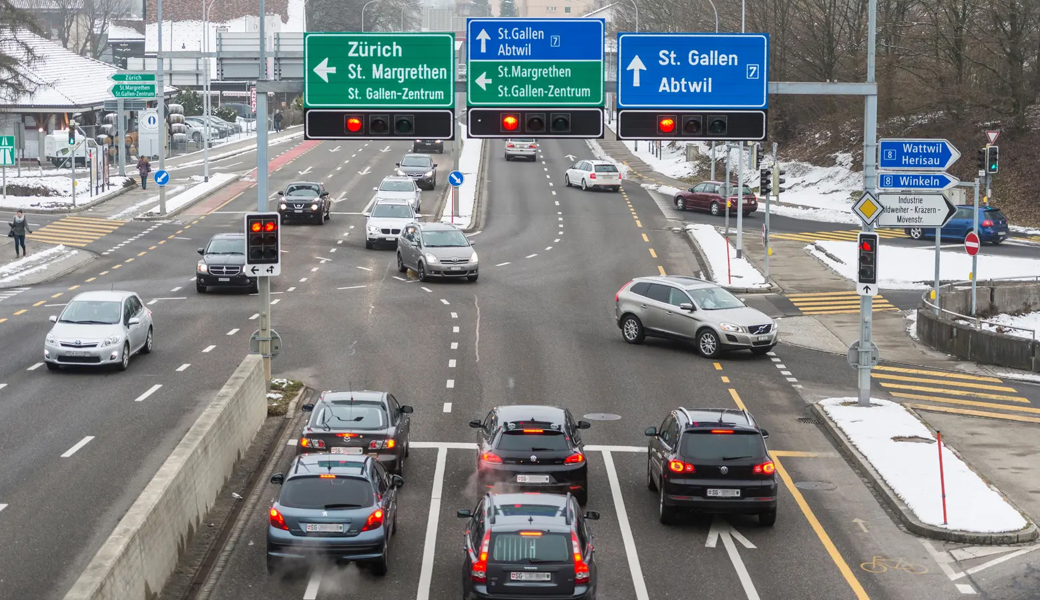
[268,378,304,416]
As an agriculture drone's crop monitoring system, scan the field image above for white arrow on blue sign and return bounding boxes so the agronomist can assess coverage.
[878,139,960,171]
[448,170,464,187]
[878,171,960,191]
[154,170,169,186]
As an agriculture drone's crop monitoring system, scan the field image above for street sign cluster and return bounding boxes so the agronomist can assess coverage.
[109,72,156,99]
[867,138,959,229]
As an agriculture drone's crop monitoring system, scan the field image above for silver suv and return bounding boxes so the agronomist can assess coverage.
[615,276,777,357]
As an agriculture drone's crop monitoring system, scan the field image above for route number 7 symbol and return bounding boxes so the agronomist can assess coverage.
[747,64,760,79]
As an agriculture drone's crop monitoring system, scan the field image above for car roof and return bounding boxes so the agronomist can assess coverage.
[210,232,244,240]
[417,222,461,232]
[289,453,371,478]
[380,176,414,182]
[484,493,577,530]
[631,275,714,290]
[585,159,615,165]
[70,290,135,302]
[494,405,566,425]
[285,181,321,187]
[373,196,411,205]
[402,153,432,160]
[677,407,758,430]
[320,390,386,404]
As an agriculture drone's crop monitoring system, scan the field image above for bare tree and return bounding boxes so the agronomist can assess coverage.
[80,0,131,58]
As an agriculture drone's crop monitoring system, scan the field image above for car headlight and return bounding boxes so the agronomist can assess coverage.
[279,203,287,210]
[719,322,746,333]
[424,170,434,177]
[396,169,406,176]
[197,262,208,273]
[46,334,55,344]
[367,225,377,233]
[424,252,439,264]
[310,203,318,211]
[470,251,478,264]
[103,335,121,347]
[772,319,779,331]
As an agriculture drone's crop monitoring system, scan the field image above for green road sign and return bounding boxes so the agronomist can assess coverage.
[110,72,156,82]
[0,135,14,167]
[304,32,455,109]
[110,82,156,99]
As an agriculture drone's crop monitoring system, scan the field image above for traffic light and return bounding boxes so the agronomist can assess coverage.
[750,144,761,171]
[305,110,454,140]
[773,166,786,194]
[68,121,76,146]
[986,145,999,173]
[245,213,280,265]
[976,148,986,172]
[857,232,879,285]
[467,108,603,138]
[617,110,766,141]
[759,168,771,196]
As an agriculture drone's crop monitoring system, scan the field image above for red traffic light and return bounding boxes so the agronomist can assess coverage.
[658,117,676,134]
[859,241,872,252]
[345,117,363,133]
[264,221,277,232]
[249,221,262,233]
[502,114,519,131]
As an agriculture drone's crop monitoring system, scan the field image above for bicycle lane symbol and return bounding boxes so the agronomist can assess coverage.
[860,556,929,575]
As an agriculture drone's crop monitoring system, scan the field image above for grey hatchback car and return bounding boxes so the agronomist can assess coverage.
[615,276,777,357]
[396,222,478,282]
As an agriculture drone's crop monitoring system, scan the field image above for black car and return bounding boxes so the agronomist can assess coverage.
[470,405,591,504]
[413,139,444,153]
[645,407,777,525]
[277,181,331,224]
[267,454,403,575]
[396,153,437,190]
[298,391,413,475]
[458,492,599,600]
[196,233,256,293]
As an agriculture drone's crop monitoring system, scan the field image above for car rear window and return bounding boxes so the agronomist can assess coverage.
[315,402,386,430]
[594,164,619,173]
[380,180,415,192]
[984,209,1006,221]
[491,532,570,563]
[680,431,765,461]
[495,430,571,452]
[280,476,374,509]
[371,204,412,218]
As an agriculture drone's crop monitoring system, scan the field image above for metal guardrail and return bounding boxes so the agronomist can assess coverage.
[920,277,1040,341]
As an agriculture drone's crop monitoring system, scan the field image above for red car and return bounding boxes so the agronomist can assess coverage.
[673,181,757,217]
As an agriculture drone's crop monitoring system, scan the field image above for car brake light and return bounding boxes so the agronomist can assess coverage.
[565,452,585,464]
[668,460,695,473]
[369,439,396,449]
[589,173,596,179]
[361,508,384,532]
[617,280,633,302]
[269,507,288,530]
[507,143,514,148]
[320,474,336,479]
[300,438,325,449]
[753,461,776,475]
[337,433,358,438]
[520,531,542,536]
[710,429,734,434]
[471,530,491,582]
[982,219,994,227]
[522,428,544,433]
[572,531,590,583]
[480,452,503,464]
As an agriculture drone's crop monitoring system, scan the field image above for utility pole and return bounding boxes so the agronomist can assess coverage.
[710,141,716,180]
[117,98,126,177]
[157,0,167,215]
[736,141,744,258]
[766,142,777,278]
[724,145,731,241]
[257,0,272,385]
[856,0,878,407]
[971,177,980,315]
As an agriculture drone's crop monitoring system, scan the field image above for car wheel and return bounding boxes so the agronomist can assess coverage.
[612,186,621,192]
[697,329,722,358]
[192,132,202,143]
[992,238,1004,245]
[141,327,153,354]
[751,345,774,356]
[467,274,478,282]
[759,507,777,526]
[710,201,721,216]
[575,487,588,506]
[370,538,389,576]
[564,174,571,187]
[365,240,374,249]
[647,457,658,491]
[505,153,512,161]
[405,440,410,458]
[250,281,259,294]
[45,361,59,371]
[397,253,407,273]
[621,315,645,344]
[392,512,398,535]
[909,227,923,240]
[675,197,686,211]
[581,179,588,191]
[196,282,206,293]
[417,262,428,282]
[659,485,676,525]
[117,342,130,371]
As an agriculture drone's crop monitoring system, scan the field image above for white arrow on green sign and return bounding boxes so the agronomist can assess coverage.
[0,135,15,167]
[110,82,156,99]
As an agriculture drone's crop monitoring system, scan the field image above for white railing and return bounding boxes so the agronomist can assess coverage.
[921,277,1040,341]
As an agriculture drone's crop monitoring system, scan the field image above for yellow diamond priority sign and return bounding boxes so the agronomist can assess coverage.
[853,191,883,226]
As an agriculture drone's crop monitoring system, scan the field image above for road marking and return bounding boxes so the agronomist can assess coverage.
[27,362,43,371]
[770,451,824,458]
[443,402,452,413]
[446,379,455,389]
[495,262,511,267]
[602,450,650,600]
[546,246,553,251]
[52,292,63,298]
[657,266,667,276]
[415,447,448,600]
[721,376,730,383]
[271,299,281,305]
[635,220,642,227]
[955,584,976,594]
[908,403,1040,424]
[249,313,259,320]
[526,253,538,259]
[0,504,6,513]
[448,359,456,368]
[705,517,759,599]
[642,233,649,242]
[61,436,95,458]
[440,298,450,305]
[453,326,460,333]
[32,300,45,307]
[300,277,307,282]
[287,287,296,292]
[329,248,336,253]
[728,388,746,411]
[303,570,321,600]
[85,277,96,283]
[134,384,162,403]
[421,287,432,293]
[227,328,239,336]
[13,309,26,316]
[202,345,216,353]
[781,371,792,376]
[450,312,458,319]
[311,267,319,272]
[648,248,657,258]
[338,285,368,290]
[177,364,190,372]
[451,342,458,350]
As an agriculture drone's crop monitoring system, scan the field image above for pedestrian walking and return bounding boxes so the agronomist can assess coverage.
[8,210,32,259]
[137,155,151,190]
[273,111,283,132]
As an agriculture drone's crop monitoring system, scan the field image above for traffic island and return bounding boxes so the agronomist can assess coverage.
[683,224,779,293]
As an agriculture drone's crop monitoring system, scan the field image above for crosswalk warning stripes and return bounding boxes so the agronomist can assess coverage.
[772,229,905,243]
[786,291,898,315]
[0,287,29,303]
[28,217,125,248]
[873,365,1035,422]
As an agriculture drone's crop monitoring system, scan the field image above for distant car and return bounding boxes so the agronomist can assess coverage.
[396,222,478,282]
[672,181,757,217]
[196,233,256,294]
[296,390,413,474]
[615,275,777,357]
[412,139,444,153]
[906,205,1009,245]
[396,153,437,190]
[267,453,403,575]
[277,181,331,224]
[365,199,417,249]
[469,404,591,504]
[458,492,600,600]
[564,159,621,192]
[185,115,233,139]
[504,138,537,161]
[44,290,153,371]
[645,407,777,525]
[373,176,422,212]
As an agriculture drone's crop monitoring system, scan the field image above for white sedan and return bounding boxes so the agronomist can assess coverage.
[564,159,622,192]
[373,176,422,212]
[44,290,154,371]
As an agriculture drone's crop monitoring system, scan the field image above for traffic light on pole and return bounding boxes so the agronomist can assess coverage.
[466,108,603,138]
[751,144,761,171]
[857,232,879,286]
[304,110,454,140]
[773,166,786,194]
[68,122,76,146]
[986,145,999,173]
[976,148,986,172]
[656,115,677,136]
[759,168,771,196]
[245,214,280,265]
[617,110,766,141]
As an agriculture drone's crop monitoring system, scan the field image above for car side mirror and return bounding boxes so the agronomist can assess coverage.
[457,509,472,518]
[390,474,405,488]
[277,191,283,196]
[395,162,401,167]
[197,248,205,255]
[301,403,314,412]
[469,241,476,247]
[679,303,695,312]
[401,405,414,413]
[432,163,438,168]
[584,511,601,520]
[644,426,658,437]
[362,211,370,216]
[577,420,591,430]
[468,419,483,429]
[270,473,284,485]
[128,317,141,326]
[761,429,769,439]
[321,192,329,198]
[49,315,58,323]
[689,187,696,192]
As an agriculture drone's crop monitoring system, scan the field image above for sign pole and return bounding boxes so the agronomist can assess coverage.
[933,226,941,316]
[766,142,777,278]
[117,98,126,177]
[71,140,77,208]
[736,141,744,258]
[971,177,980,316]
[857,0,878,407]
[724,146,731,244]
[710,142,716,180]
[257,0,272,386]
[157,0,167,216]
[3,166,6,199]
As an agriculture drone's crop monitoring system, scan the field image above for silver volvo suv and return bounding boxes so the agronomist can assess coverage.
[614,276,777,358]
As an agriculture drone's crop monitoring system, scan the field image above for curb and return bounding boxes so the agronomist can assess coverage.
[810,241,845,265]
[0,247,99,291]
[466,137,490,233]
[7,182,135,215]
[682,227,780,294]
[135,173,244,221]
[810,401,1039,545]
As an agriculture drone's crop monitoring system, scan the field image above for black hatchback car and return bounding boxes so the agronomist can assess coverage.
[413,139,444,153]
[196,233,256,293]
[645,407,777,525]
[470,405,591,504]
[458,492,600,600]
[277,181,331,224]
[396,153,437,189]
[298,391,413,475]
[267,454,403,575]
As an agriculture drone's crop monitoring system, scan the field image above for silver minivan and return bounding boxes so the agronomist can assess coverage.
[396,222,478,282]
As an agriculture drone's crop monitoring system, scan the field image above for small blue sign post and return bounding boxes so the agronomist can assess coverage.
[448,170,464,187]
[878,172,960,191]
[878,139,960,171]
[154,170,169,187]
[616,33,769,109]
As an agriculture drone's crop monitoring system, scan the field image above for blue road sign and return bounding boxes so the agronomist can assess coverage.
[448,170,464,187]
[154,170,169,186]
[878,139,960,171]
[878,171,960,191]
[467,18,604,61]
[616,33,769,109]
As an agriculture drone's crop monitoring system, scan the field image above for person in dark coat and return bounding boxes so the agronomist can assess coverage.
[273,111,283,132]
[9,210,32,258]
[137,156,151,189]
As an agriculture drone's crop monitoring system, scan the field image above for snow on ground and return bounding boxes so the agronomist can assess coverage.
[145,173,236,215]
[905,310,919,341]
[820,397,1028,533]
[0,245,78,284]
[982,311,1040,340]
[0,175,132,210]
[170,128,303,171]
[585,139,631,178]
[768,203,860,225]
[107,185,188,220]
[808,240,1040,289]
[687,224,770,289]
[439,124,480,230]
[1010,225,1040,236]
[778,154,861,212]
[145,0,304,53]
[642,183,685,198]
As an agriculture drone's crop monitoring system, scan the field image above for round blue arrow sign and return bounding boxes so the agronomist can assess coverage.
[448,170,464,187]
[154,170,169,186]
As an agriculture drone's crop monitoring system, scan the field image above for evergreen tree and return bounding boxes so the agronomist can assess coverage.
[174,89,203,116]
[0,0,42,103]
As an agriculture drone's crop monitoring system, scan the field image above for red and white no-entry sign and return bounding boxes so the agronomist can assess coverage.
[965,231,980,256]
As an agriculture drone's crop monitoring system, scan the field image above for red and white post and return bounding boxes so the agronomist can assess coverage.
[937,430,948,525]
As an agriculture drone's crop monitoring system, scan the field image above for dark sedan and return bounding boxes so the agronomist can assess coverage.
[196,233,256,293]
[297,390,413,475]
[396,154,437,190]
[277,181,331,224]
[413,139,444,153]
[673,181,757,217]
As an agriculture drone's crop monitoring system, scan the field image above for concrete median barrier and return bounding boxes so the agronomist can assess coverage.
[63,355,266,600]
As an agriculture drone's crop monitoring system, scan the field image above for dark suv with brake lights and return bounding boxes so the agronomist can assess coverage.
[458,492,600,600]
[297,390,413,475]
[267,453,403,575]
[470,405,591,504]
[645,407,777,525]
[196,233,256,293]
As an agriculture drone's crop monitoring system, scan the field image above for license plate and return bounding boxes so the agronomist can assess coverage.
[510,572,552,581]
[385,237,396,241]
[450,266,461,271]
[331,447,363,454]
[64,350,89,357]
[294,209,303,213]
[756,336,769,342]
[707,488,741,498]
[517,474,550,484]
[219,277,230,282]
[305,523,344,533]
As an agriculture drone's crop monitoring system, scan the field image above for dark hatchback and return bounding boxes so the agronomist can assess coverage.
[396,153,437,190]
[646,407,777,525]
[196,233,256,293]
[458,492,599,600]
[277,181,332,224]
[413,139,444,153]
[470,405,591,504]
[906,204,1010,244]
[267,454,403,575]
[297,391,413,475]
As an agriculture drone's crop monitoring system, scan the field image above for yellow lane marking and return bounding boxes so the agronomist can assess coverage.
[787,291,868,298]
[872,373,1017,393]
[13,309,26,315]
[657,265,666,276]
[721,376,730,383]
[642,233,649,242]
[791,298,896,307]
[51,293,63,298]
[771,451,822,458]
[0,318,6,323]
[137,251,147,257]
[124,258,134,263]
[880,383,1027,403]
[184,225,191,229]
[635,220,642,228]
[909,404,1040,425]
[168,235,176,239]
[85,277,96,283]
[68,285,79,290]
[99,271,108,276]
[112,264,122,269]
[158,240,166,245]
[61,216,126,224]
[176,230,183,234]
[874,365,1003,383]
[713,362,723,370]
[149,245,157,250]
[728,388,746,410]
[649,248,657,258]
[892,393,1040,414]
[33,300,45,307]
[799,307,900,315]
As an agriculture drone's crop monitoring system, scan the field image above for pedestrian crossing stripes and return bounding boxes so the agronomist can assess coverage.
[771,229,905,243]
[873,365,1036,423]
[29,217,126,248]
[0,287,29,303]
[786,291,898,315]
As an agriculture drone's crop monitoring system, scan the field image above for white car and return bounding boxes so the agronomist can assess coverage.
[365,199,417,249]
[504,138,537,161]
[44,290,154,371]
[373,176,422,212]
[564,159,622,192]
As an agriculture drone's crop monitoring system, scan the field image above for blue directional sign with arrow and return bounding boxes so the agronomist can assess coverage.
[616,33,769,109]
[878,171,960,191]
[448,170,464,187]
[878,139,960,171]
[154,170,169,187]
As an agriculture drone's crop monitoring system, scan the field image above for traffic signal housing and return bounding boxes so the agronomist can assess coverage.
[467,108,603,138]
[245,213,281,265]
[305,110,454,140]
[976,148,986,172]
[773,166,786,194]
[759,168,771,196]
[857,232,879,286]
[68,122,76,146]
[617,110,766,141]
[986,145,999,173]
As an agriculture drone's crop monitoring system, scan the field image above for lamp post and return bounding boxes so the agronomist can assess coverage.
[201,0,217,181]
[361,0,379,32]
[627,0,638,31]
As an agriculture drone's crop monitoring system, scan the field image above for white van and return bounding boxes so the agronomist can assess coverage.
[44,131,100,167]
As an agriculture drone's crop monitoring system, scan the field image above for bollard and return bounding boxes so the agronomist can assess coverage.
[937,430,948,526]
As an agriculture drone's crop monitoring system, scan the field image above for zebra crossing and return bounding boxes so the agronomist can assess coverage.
[786,291,899,315]
[28,217,126,248]
[0,287,29,304]
[874,365,1037,423]
[771,229,905,243]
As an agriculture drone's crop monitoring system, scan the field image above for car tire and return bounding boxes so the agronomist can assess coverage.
[581,179,588,191]
[612,186,621,192]
[266,556,280,575]
[467,274,478,282]
[564,174,571,187]
[759,507,777,526]
[675,197,686,211]
[45,361,59,371]
[710,201,721,216]
[505,154,512,161]
[392,512,398,535]
[117,342,130,372]
[697,329,722,358]
[405,440,410,458]
[751,345,774,356]
[192,132,202,143]
[575,488,588,506]
[659,485,676,525]
[417,262,428,282]
[141,327,153,354]
[196,282,206,293]
[250,281,259,294]
[909,227,924,240]
[992,238,1004,245]
[370,539,389,576]
[397,253,407,273]
[647,457,658,491]
[366,240,374,250]
[621,315,646,344]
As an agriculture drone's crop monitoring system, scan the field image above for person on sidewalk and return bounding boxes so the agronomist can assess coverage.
[137,156,151,190]
[273,111,283,133]
[9,210,32,259]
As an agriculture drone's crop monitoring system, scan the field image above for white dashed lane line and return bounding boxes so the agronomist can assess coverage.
[27,362,43,371]
[177,364,191,372]
[249,313,259,320]
[421,287,433,293]
[356,266,373,272]
[440,299,450,305]
[443,403,452,413]
[495,262,510,267]
[451,342,458,350]
[446,379,455,389]
[61,436,95,458]
[133,384,163,403]
[227,328,239,336]
[453,326,460,333]
[0,504,7,513]
[202,345,216,353]
[448,359,456,368]
[526,254,538,259]
[271,299,281,305]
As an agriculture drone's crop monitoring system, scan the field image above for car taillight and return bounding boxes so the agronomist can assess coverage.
[711,429,734,434]
[480,452,503,464]
[360,508,384,531]
[982,219,994,227]
[529,144,536,148]
[668,460,695,473]
[616,280,632,302]
[753,461,776,475]
[369,439,396,449]
[300,438,325,449]
[522,428,544,433]
[337,433,358,438]
[565,452,585,464]
[507,143,514,148]
[589,173,596,179]
[269,507,288,530]
[572,531,590,583]
[471,530,491,582]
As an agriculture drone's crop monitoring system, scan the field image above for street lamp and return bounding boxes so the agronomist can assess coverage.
[705,0,719,32]
[626,0,638,32]
[361,0,379,32]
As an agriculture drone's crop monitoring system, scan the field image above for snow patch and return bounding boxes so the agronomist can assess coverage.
[145,173,236,215]
[439,124,480,230]
[686,224,770,289]
[905,310,919,341]
[0,175,132,210]
[0,245,78,284]
[981,311,1040,340]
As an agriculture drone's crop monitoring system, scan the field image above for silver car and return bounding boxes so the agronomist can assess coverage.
[365,199,416,249]
[373,176,422,212]
[396,222,478,282]
[504,138,537,161]
[44,290,154,371]
[615,276,777,358]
